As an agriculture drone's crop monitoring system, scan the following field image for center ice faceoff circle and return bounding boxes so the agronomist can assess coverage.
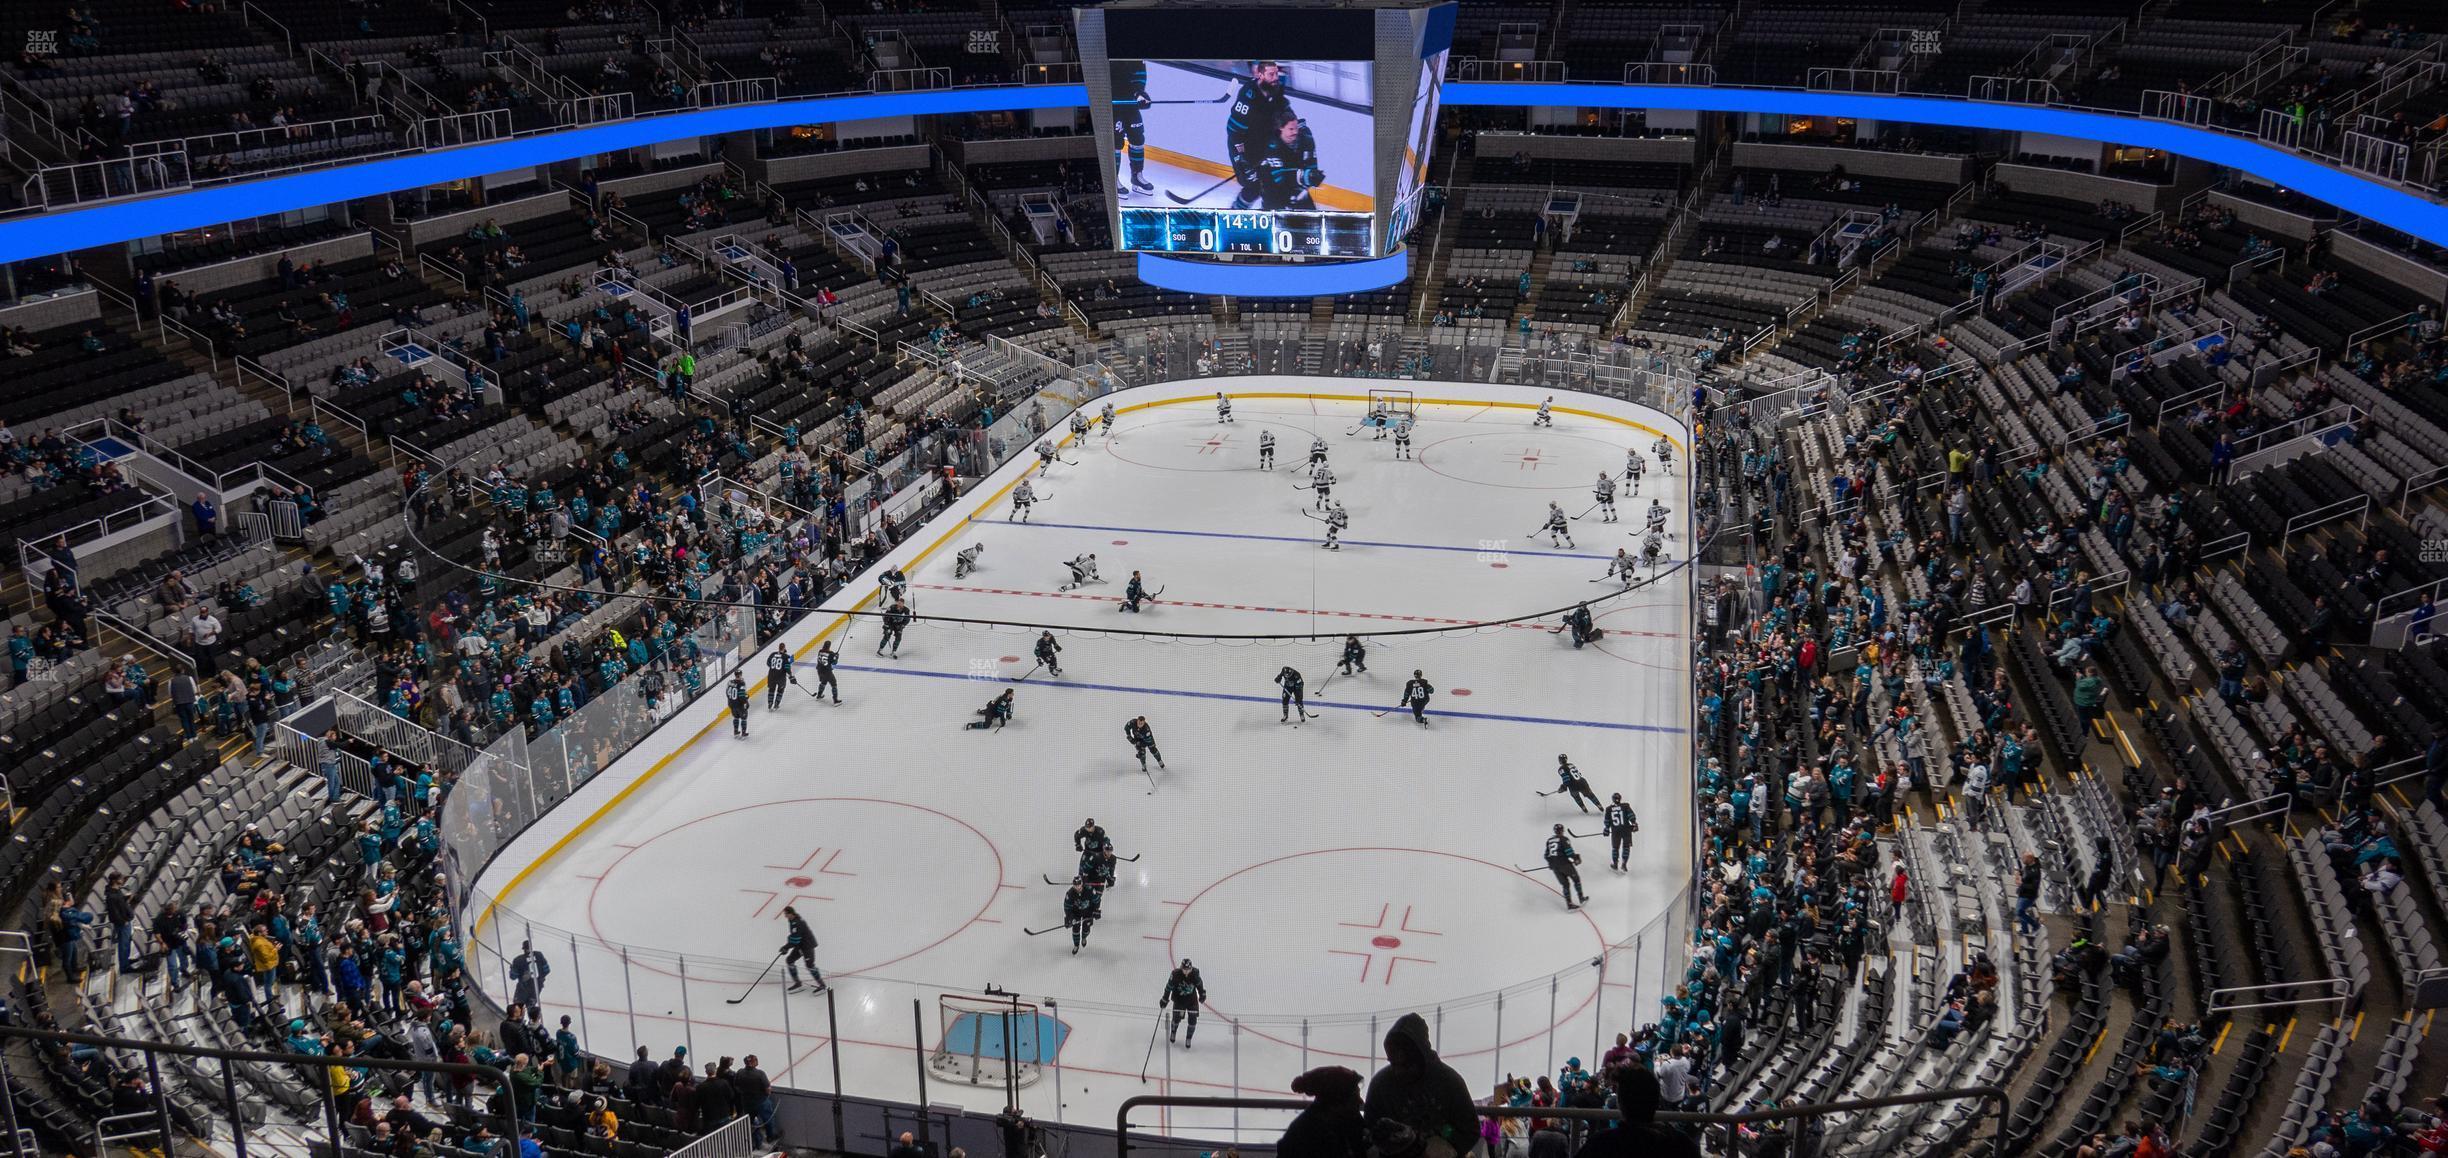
[1415,431,1636,491]
[586,798,1005,975]
[1165,848,1605,1017]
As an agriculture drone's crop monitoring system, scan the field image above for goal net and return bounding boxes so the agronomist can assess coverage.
[1367,387,1417,418]
[930,994,1050,1088]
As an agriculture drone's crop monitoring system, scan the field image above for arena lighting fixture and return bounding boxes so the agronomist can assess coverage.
[6,81,2448,262]
[1137,250,1410,295]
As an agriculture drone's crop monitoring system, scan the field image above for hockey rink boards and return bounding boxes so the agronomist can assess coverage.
[469,379,1695,1142]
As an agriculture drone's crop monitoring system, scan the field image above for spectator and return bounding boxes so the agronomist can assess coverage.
[1279,1066,1368,1158]
[191,492,217,536]
[1363,1013,1480,1158]
[1572,1066,1696,1158]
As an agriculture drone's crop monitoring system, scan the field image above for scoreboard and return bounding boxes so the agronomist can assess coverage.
[1119,208,1377,258]
[1082,2,1454,267]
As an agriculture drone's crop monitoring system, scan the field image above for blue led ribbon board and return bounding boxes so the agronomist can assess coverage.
[1137,250,1410,296]
[5,82,2446,262]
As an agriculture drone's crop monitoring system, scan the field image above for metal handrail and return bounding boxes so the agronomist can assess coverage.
[2204,978,2354,1014]
[1118,1087,2010,1158]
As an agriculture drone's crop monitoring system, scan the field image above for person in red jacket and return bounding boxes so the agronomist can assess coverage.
[1890,857,1910,922]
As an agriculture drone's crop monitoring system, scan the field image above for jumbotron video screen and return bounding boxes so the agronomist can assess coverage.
[1085,3,1456,261]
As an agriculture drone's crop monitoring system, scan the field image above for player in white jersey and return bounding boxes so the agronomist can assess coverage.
[1321,501,1348,550]
[953,542,984,579]
[1534,396,1554,427]
[1641,528,1665,566]
[1100,401,1117,432]
[1392,415,1414,459]
[1010,479,1038,523]
[1592,472,1617,523]
[1309,434,1328,468]
[1624,448,1646,494]
[1070,411,1089,442]
[1647,498,1670,536]
[1310,463,1335,509]
[1538,501,1575,548]
[1061,553,1102,591]
[1369,405,1390,440]
[1653,435,1673,472]
[1215,392,1234,423]
[1604,547,1637,590]
[1258,429,1276,470]
[1036,438,1059,472]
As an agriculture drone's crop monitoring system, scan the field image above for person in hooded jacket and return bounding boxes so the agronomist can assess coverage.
[1279,1065,1369,1158]
[1363,1013,1481,1158]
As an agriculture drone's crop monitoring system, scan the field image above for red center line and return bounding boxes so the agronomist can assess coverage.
[910,583,1682,638]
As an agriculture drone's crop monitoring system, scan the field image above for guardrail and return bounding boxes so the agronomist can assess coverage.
[2205,977,2355,1015]
[871,66,953,93]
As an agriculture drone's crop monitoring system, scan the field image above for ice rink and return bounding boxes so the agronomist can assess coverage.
[469,380,1694,1144]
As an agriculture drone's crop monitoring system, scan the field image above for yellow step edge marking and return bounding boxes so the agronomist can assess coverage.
[2278,1017,2297,1053]
[2211,1021,2232,1055]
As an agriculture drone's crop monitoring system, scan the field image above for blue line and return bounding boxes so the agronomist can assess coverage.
[801,661,1686,734]
[976,516,1617,561]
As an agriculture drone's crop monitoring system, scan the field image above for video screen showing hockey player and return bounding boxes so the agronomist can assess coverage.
[1110,59,1374,215]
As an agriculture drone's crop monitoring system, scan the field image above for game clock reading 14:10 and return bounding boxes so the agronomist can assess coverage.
[1121,208,1375,257]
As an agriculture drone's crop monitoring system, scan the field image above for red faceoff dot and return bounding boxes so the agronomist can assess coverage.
[1489,562,1509,569]
[1451,688,1473,696]
[999,656,1021,663]
[786,876,813,888]
[1111,540,1129,545]
[1371,936,1402,949]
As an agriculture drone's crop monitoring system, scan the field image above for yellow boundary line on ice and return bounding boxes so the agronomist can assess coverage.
[473,389,1688,933]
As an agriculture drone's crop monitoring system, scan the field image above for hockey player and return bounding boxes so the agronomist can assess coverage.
[1083,846,1119,890]
[1562,602,1601,648]
[1534,396,1554,427]
[1653,434,1674,472]
[1604,548,1637,591]
[954,542,985,579]
[1543,824,1589,910]
[1036,438,1060,472]
[1061,553,1101,591]
[1593,472,1618,523]
[1554,754,1601,812]
[1110,60,1154,197]
[1119,570,1151,613]
[1399,669,1435,725]
[812,640,841,704]
[1224,61,1293,211]
[1602,793,1639,872]
[1100,401,1116,436]
[1624,447,1646,495]
[1309,433,1328,469]
[1367,404,1390,440]
[1034,630,1063,678]
[964,688,1015,731]
[877,599,912,657]
[1069,411,1089,442]
[1646,498,1671,537]
[1641,528,1666,568]
[764,644,795,709]
[1321,500,1348,550]
[1276,665,1310,723]
[879,565,909,605]
[1063,877,1099,954]
[1392,414,1413,459]
[1310,462,1334,509]
[1337,634,1369,676]
[1258,429,1276,470]
[780,905,823,992]
[1010,479,1037,523]
[1124,715,1164,770]
[726,673,750,737]
[1160,959,1207,1047]
[1073,818,1110,855]
[1250,110,1325,210]
[1538,501,1575,548]
[1215,392,1234,423]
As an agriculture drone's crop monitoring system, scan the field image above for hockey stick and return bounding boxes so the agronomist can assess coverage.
[1165,174,1239,206]
[1023,922,1070,937]
[1139,1014,1163,1082]
[1570,503,1600,521]
[1141,93,1234,105]
[1008,660,1043,684]
[1534,786,1567,797]
[724,949,786,1004]
[1570,829,1604,839]
[1142,761,1159,794]
[1291,479,1315,491]
[1043,874,1074,887]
